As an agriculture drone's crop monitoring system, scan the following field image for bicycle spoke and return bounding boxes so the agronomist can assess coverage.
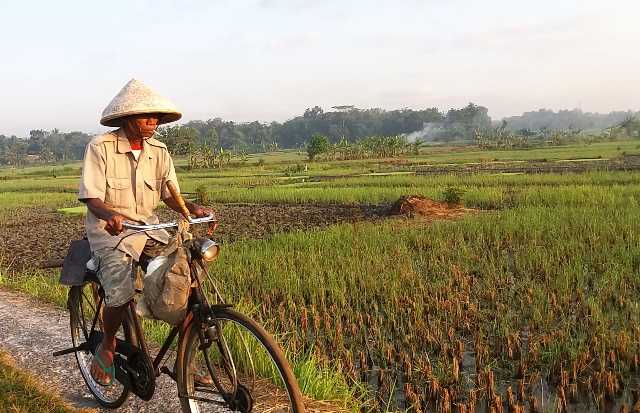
[69,284,130,408]
[179,308,304,412]
[81,290,96,313]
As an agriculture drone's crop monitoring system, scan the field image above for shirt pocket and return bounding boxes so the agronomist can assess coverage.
[105,177,132,207]
[144,178,163,210]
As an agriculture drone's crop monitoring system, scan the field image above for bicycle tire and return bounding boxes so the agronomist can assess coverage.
[176,307,305,413]
[68,282,131,408]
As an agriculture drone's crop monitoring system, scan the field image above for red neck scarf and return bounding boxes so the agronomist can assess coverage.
[129,139,143,150]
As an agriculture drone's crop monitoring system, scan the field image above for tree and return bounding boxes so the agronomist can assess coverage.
[306,134,330,161]
[161,126,199,155]
[444,103,492,140]
[303,106,324,119]
[198,127,218,147]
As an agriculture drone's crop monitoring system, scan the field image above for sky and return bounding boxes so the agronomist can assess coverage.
[0,0,638,137]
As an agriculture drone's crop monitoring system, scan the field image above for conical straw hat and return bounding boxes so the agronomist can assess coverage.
[100,79,182,127]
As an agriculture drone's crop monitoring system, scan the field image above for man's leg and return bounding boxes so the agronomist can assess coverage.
[89,248,137,385]
[90,304,127,384]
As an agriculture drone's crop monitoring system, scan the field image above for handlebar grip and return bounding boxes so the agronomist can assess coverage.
[167,181,191,220]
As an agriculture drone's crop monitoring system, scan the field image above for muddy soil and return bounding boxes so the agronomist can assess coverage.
[0,203,389,271]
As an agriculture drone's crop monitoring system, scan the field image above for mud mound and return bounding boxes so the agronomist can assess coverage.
[389,195,468,219]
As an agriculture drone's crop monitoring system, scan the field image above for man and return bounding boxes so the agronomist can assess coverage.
[79,79,212,386]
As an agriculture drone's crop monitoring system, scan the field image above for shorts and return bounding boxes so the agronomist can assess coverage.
[93,239,170,307]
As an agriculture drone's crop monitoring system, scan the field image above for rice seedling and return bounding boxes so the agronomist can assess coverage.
[1,141,640,410]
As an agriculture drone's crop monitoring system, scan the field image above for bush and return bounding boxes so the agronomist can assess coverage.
[283,163,306,176]
[441,186,465,207]
[306,134,330,161]
[195,185,209,205]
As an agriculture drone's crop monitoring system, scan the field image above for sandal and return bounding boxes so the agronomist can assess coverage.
[194,371,214,387]
[91,344,115,387]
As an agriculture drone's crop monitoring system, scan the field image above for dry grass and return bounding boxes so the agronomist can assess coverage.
[0,349,91,413]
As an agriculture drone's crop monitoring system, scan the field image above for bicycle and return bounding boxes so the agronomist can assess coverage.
[53,214,305,412]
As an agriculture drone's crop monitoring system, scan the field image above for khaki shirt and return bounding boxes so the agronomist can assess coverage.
[78,128,180,260]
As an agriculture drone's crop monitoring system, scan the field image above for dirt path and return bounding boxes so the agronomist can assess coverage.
[0,287,224,413]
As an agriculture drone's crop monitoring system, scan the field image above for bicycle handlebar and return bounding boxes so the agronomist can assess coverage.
[122,214,217,231]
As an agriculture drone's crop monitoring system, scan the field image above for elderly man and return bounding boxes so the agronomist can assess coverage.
[79,79,212,386]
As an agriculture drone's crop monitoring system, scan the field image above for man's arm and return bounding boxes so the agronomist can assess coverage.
[79,142,126,236]
[163,196,211,218]
[160,154,218,230]
[83,198,126,236]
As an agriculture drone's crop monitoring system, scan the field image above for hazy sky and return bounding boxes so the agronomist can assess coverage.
[1,0,638,137]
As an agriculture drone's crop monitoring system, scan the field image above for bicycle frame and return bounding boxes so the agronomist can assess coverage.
[69,254,238,401]
[53,213,259,408]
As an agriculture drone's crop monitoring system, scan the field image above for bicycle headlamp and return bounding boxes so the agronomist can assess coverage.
[197,238,220,261]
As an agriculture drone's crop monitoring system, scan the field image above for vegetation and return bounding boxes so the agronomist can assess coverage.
[0,130,90,166]
[502,108,639,132]
[0,349,88,413]
[441,186,465,206]
[1,139,639,410]
[5,104,636,167]
[306,134,330,161]
[307,135,424,161]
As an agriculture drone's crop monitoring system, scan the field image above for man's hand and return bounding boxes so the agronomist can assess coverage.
[104,214,125,236]
[83,198,127,236]
[190,204,212,218]
[189,204,219,234]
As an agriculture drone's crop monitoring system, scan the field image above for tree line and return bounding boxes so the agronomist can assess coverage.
[0,104,484,165]
[306,134,423,161]
[502,108,639,132]
[1,104,637,166]
[0,129,91,166]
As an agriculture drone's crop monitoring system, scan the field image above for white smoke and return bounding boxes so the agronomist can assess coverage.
[404,122,446,143]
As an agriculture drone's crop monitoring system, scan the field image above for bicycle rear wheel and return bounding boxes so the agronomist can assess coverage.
[177,307,305,413]
[68,282,131,408]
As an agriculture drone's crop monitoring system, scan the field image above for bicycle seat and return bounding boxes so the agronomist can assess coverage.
[60,239,93,286]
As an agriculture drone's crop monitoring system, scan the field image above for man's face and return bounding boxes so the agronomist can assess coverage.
[124,114,161,138]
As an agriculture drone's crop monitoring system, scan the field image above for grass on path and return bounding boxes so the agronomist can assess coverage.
[0,349,89,413]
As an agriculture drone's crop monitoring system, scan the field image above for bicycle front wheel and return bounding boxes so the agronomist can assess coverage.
[177,307,305,413]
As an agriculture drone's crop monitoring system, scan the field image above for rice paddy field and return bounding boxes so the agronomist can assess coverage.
[1,140,640,412]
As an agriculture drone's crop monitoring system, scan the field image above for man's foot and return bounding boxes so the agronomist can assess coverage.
[90,344,115,386]
[194,371,214,386]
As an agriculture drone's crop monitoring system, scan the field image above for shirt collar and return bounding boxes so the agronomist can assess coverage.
[115,128,154,158]
[115,128,132,154]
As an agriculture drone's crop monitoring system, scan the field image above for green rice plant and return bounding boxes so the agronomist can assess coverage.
[2,142,640,409]
[194,184,209,205]
[0,192,78,211]
[441,186,465,206]
[0,270,358,406]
